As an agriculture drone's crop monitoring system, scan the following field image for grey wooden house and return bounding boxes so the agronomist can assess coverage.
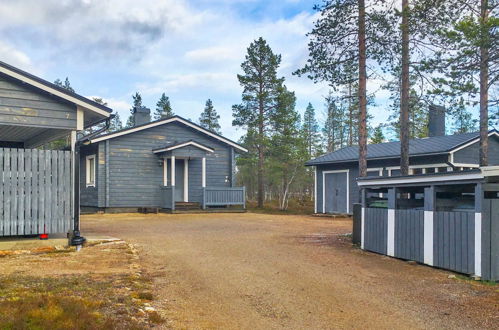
[79,108,247,212]
[0,61,112,237]
[357,167,499,281]
[307,106,499,215]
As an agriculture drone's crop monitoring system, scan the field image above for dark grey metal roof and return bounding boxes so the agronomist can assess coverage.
[307,130,498,166]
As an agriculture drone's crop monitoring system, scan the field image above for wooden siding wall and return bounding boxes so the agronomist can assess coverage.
[80,144,98,207]
[90,122,232,208]
[394,209,424,262]
[363,208,388,254]
[434,211,475,274]
[0,148,72,236]
[315,154,450,214]
[453,136,499,165]
[0,75,77,130]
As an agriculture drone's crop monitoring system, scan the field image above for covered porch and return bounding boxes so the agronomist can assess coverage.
[154,140,245,211]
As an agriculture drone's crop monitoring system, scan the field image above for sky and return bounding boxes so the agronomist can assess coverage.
[0,0,392,141]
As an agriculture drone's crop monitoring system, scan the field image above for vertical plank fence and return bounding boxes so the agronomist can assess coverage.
[364,208,388,254]
[0,148,72,236]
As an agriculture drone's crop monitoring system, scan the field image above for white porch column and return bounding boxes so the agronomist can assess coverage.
[163,158,168,186]
[202,157,206,188]
[474,184,482,277]
[387,188,396,256]
[423,186,435,266]
[184,159,189,202]
[171,156,175,186]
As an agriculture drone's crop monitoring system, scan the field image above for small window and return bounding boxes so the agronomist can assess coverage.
[86,155,96,187]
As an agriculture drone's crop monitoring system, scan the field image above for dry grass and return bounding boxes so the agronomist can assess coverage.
[0,242,164,329]
[247,198,314,215]
[0,274,158,329]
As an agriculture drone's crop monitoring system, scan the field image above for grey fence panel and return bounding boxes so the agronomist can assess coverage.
[434,211,475,274]
[364,208,388,254]
[204,187,245,206]
[395,209,424,262]
[0,148,72,236]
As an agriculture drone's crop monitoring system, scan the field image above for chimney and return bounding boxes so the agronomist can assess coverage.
[428,104,446,137]
[133,106,151,126]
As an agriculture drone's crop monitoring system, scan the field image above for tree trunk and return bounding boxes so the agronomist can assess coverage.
[400,0,410,176]
[479,0,489,167]
[358,0,368,178]
[348,83,354,146]
[257,85,265,208]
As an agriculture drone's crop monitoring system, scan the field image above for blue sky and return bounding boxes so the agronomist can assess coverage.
[0,0,392,141]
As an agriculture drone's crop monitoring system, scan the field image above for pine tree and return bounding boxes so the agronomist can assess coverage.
[108,113,123,133]
[125,92,142,128]
[452,99,478,134]
[199,99,221,133]
[371,125,385,144]
[423,0,498,165]
[268,86,306,210]
[295,1,392,178]
[302,103,321,158]
[154,93,173,120]
[54,77,75,93]
[232,37,284,208]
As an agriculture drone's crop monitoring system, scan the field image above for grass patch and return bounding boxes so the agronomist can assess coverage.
[0,274,160,329]
[455,274,498,286]
[247,198,314,215]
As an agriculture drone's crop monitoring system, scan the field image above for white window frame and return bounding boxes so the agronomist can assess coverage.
[86,155,96,187]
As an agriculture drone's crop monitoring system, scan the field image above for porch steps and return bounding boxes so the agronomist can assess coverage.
[174,202,201,210]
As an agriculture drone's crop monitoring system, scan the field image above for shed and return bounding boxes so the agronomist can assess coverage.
[356,167,499,281]
[0,61,112,237]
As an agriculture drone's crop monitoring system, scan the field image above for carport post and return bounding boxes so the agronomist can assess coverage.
[360,188,366,249]
[387,188,396,257]
[423,186,435,266]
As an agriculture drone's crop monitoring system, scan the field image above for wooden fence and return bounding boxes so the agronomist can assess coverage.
[0,148,72,236]
[363,208,388,255]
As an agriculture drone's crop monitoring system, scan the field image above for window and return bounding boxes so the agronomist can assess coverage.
[86,155,96,187]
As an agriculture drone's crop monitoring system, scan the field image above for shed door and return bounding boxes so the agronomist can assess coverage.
[174,159,184,202]
[324,172,348,213]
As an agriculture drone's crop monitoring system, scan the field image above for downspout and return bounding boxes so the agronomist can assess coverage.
[70,115,115,249]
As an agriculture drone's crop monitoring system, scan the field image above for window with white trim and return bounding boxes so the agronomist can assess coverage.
[86,155,96,187]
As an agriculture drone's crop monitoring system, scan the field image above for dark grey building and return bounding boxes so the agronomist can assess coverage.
[80,111,247,212]
[307,121,499,214]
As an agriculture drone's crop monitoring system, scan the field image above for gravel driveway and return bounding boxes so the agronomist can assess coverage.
[82,213,498,329]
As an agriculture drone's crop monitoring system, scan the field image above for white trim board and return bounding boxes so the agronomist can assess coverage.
[153,141,215,154]
[449,131,499,154]
[358,172,484,187]
[0,64,111,117]
[90,116,248,152]
[322,170,350,214]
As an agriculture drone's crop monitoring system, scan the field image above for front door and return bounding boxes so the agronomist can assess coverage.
[174,159,184,202]
[324,172,348,214]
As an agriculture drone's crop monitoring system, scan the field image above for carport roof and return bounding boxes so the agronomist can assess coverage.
[0,61,113,117]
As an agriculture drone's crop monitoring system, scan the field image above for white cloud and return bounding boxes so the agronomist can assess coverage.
[0,41,33,72]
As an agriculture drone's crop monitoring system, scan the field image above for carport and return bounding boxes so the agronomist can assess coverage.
[0,61,112,238]
[357,167,499,281]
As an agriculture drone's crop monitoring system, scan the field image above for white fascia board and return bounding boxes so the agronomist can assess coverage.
[0,65,111,117]
[450,131,499,154]
[357,172,484,187]
[90,117,248,152]
[153,141,215,153]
